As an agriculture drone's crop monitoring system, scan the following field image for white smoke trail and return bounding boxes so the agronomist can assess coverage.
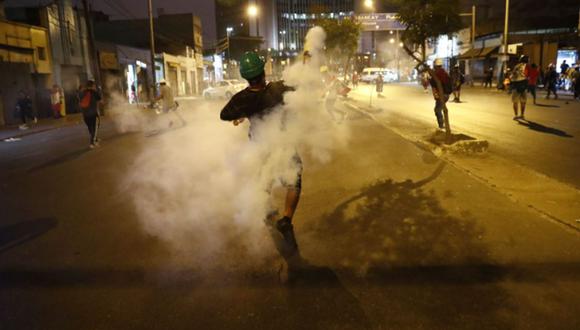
[120,26,351,266]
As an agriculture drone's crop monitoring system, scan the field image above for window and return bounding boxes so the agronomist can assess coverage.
[37,47,46,60]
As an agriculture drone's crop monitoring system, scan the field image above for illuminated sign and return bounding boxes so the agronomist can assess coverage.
[355,13,406,31]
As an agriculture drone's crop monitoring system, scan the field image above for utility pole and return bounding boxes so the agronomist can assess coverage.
[82,0,101,86]
[497,0,510,88]
[460,5,476,86]
[148,0,157,100]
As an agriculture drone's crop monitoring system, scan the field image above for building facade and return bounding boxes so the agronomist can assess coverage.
[95,13,204,95]
[0,18,51,125]
[4,0,93,115]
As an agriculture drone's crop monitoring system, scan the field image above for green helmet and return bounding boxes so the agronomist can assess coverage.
[239,52,265,80]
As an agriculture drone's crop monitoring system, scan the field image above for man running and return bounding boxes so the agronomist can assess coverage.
[220,52,302,265]
[78,80,102,149]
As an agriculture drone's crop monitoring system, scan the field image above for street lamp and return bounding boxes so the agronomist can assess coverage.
[364,0,374,9]
[247,3,260,38]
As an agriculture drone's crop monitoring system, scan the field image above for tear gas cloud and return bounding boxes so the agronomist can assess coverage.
[116,26,350,265]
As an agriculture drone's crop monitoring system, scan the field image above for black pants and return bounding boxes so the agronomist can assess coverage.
[83,114,100,145]
[20,109,34,124]
[434,96,448,128]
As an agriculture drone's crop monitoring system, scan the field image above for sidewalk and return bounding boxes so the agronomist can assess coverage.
[0,114,84,141]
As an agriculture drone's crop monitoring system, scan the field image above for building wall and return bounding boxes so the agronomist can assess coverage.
[0,18,52,125]
[276,0,354,52]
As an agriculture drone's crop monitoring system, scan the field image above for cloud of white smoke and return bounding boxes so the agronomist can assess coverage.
[120,26,350,267]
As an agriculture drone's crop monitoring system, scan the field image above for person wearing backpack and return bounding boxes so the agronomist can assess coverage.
[429,58,452,129]
[510,55,529,120]
[78,79,102,149]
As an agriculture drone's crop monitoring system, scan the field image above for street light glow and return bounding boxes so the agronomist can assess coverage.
[247,4,258,17]
[364,0,374,9]
[389,38,395,44]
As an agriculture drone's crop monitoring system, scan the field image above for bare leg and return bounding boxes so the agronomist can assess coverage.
[513,103,518,118]
[283,187,301,219]
[520,103,526,119]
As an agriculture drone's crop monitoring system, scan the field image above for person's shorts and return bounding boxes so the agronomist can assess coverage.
[511,89,527,103]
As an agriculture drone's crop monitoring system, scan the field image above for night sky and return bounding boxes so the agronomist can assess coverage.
[91,0,217,47]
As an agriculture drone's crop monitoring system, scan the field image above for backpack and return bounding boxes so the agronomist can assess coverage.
[443,80,453,94]
[79,91,91,109]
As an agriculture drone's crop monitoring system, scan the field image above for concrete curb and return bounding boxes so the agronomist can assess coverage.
[343,100,490,155]
[343,99,580,233]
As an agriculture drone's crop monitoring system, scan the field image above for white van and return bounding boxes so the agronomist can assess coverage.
[360,67,399,83]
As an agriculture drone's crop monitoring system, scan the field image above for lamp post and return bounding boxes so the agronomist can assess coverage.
[460,5,476,86]
[247,3,259,38]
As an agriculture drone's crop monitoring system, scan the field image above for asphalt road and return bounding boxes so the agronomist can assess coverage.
[1,101,579,329]
[349,83,580,188]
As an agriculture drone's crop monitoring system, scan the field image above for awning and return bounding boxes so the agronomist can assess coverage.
[458,46,499,59]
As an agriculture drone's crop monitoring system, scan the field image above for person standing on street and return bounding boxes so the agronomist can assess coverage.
[484,66,493,88]
[16,90,37,130]
[545,64,559,100]
[450,64,464,103]
[78,80,102,149]
[429,58,452,130]
[510,55,529,120]
[154,79,184,127]
[220,51,303,269]
[375,73,384,98]
[50,84,64,119]
[527,63,540,104]
[572,65,580,101]
[352,71,359,88]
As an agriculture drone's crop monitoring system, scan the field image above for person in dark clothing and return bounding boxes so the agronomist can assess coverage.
[450,64,464,102]
[545,64,559,100]
[78,80,102,149]
[16,90,37,130]
[375,73,384,98]
[573,66,580,101]
[429,58,452,129]
[220,51,303,267]
[484,66,494,88]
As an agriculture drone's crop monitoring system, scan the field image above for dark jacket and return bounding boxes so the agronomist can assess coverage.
[220,81,293,122]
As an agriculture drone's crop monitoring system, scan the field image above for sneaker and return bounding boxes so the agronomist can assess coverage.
[513,116,518,120]
[520,115,525,120]
[18,124,29,130]
[93,141,100,147]
[89,144,95,149]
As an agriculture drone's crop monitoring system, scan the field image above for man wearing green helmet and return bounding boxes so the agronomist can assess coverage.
[220,51,303,267]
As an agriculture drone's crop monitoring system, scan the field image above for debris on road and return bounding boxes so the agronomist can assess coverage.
[3,137,22,142]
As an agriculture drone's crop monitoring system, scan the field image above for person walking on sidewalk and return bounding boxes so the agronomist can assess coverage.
[429,58,452,129]
[545,64,559,100]
[78,80,102,149]
[450,64,464,103]
[527,63,540,104]
[15,90,37,130]
[510,55,529,120]
[220,51,303,269]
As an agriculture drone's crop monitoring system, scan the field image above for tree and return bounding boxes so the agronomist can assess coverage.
[317,18,361,78]
[395,0,462,139]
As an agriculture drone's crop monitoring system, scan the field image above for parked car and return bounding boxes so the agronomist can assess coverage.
[202,80,246,99]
